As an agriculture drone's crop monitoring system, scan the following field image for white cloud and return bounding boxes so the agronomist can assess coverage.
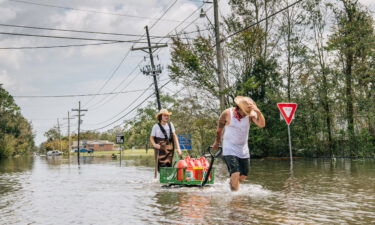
[0,0,373,145]
[0,70,14,87]
[0,7,17,22]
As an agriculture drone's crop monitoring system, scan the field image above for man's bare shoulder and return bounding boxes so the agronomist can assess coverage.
[220,108,230,118]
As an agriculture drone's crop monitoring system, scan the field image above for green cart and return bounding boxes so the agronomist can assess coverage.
[159,147,222,186]
[159,167,215,185]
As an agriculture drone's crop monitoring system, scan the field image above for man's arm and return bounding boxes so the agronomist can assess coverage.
[212,110,228,149]
[149,136,160,149]
[172,132,182,156]
[249,102,265,128]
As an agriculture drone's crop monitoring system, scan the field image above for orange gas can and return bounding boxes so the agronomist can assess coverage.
[177,159,188,180]
[185,158,195,181]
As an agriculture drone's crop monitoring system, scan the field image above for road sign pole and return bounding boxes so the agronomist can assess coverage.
[287,124,293,169]
[119,145,122,166]
[277,102,297,170]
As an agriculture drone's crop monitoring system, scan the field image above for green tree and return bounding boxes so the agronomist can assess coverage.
[327,0,375,155]
[0,87,35,158]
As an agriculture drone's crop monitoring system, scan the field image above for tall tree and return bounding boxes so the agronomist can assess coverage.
[328,0,374,155]
[0,87,34,157]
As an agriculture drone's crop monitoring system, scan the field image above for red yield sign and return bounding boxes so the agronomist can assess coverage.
[277,103,298,125]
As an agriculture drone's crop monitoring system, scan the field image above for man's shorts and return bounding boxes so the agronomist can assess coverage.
[223,155,250,176]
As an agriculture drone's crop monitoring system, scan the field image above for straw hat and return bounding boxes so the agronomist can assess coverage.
[234,96,254,116]
[155,109,172,118]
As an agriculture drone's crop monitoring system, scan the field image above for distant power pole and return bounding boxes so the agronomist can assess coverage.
[132,25,167,111]
[63,111,74,157]
[57,118,62,152]
[72,101,87,165]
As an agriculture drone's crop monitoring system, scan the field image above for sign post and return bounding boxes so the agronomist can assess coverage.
[177,134,192,156]
[116,134,124,166]
[277,103,298,168]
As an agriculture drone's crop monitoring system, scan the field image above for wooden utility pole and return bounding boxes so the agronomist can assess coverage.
[72,101,87,164]
[63,111,74,157]
[57,118,62,152]
[132,26,167,111]
[132,28,167,178]
[213,0,225,111]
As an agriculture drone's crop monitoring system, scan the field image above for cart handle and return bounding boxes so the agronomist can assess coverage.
[207,146,222,158]
[201,146,222,187]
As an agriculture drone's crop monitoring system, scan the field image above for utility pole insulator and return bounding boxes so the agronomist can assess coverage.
[131,26,167,111]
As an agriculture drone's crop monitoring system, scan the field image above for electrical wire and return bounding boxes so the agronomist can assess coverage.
[149,0,178,30]
[0,41,122,49]
[87,69,143,111]
[0,31,153,43]
[0,23,159,38]
[114,82,185,131]
[9,0,199,24]
[12,88,148,98]
[222,0,304,42]
[86,80,172,131]
[83,0,179,108]
[85,83,154,126]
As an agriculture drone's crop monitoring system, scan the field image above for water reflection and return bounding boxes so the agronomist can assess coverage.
[0,156,374,224]
[178,192,211,223]
[0,156,33,196]
[0,156,33,173]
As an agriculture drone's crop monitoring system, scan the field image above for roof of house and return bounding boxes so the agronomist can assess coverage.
[72,140,114,145]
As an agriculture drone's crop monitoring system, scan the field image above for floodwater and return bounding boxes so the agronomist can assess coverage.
[0,155,374,225]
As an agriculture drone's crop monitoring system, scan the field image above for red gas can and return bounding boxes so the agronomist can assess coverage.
[177,159,188,180]
[185,158,195,181]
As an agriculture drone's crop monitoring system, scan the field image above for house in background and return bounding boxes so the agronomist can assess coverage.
[72,140,116,151]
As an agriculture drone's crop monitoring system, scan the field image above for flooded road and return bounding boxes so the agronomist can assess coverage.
[0,155,374,224]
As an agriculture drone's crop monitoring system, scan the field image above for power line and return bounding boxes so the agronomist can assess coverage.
[117,83,185,129]
[85,83,154,126]
[0,31,151,43]
[149,0,178,30]
[83,0,178,108]
[0,41,121,49]
[0,23,209,40]
[9,0,196,24]
[222,0,304,42]
[0,23,155,38]
[87,80,172,131]
[13,88,148,98]
[87,61,144,111]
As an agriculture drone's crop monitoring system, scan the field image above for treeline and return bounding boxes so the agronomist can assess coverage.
[124,0,374,157]
[41,0,374,158]
[0,87,35,158]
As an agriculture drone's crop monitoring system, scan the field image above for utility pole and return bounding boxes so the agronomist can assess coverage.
[57,118,62,152]
[132,26,167,111]
[72,101,87,165]
[213,0,225,111]
[63,111,74,157]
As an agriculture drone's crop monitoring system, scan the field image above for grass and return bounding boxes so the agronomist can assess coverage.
[69,149,155,157]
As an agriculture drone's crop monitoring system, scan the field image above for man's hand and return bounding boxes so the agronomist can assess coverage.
[153,144,161,149]
[177,149,182,158]
[212,142,220,150]
[249,101,260,113]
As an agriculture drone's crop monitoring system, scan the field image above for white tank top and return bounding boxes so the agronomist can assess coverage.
[222,107,250,158]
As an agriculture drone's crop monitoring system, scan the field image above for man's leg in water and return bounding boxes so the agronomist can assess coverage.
[230,172,240,191]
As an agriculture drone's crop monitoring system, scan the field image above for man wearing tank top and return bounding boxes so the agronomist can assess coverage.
[212,96,265,191]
